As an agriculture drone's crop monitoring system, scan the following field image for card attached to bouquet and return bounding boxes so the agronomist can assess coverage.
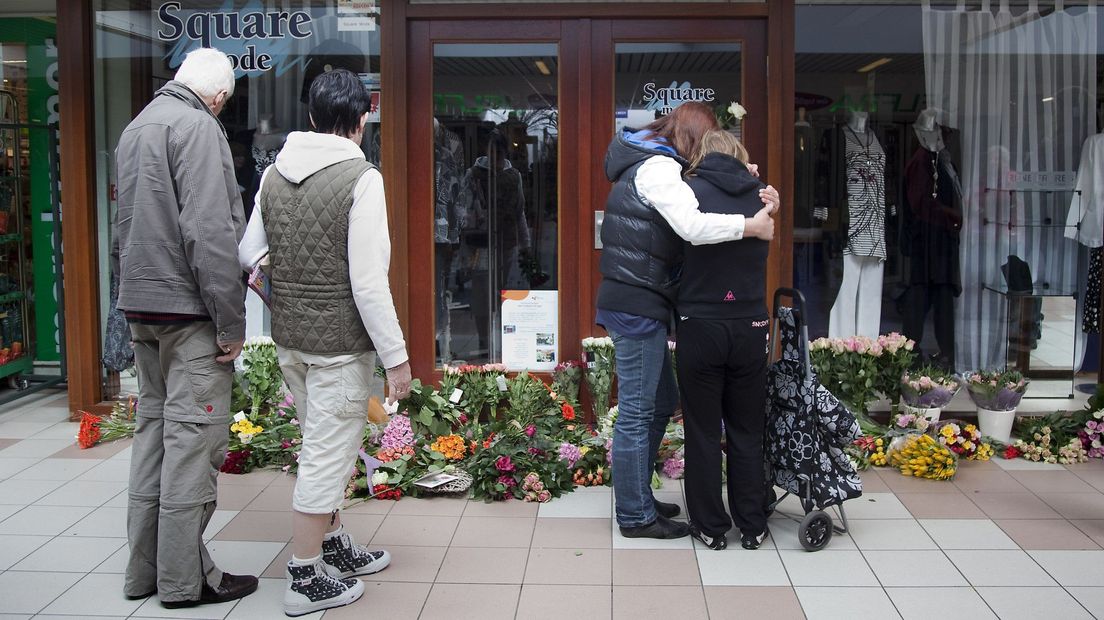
[414,471,461,489]
[248,264,272,308]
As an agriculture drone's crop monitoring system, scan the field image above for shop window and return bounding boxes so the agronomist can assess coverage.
[432,43,559,367]
[93,1,382,376]
[793,2,1101,388]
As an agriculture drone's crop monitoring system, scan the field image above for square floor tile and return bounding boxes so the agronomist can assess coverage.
[978,587,1092,620]
[206,540,287,577]
[322,581,431,620]
[35,480,128,507]
[132,592,237,618]
[76,459,132,483]
[525,547,612,585]
[538,490,612,518]
[92,542,130,574]
[993,458,1067,471]
[387,496,468,517]
[1070,470,1104,493]
[1028,550,1104,586]
[864,550,968,586]
[0,438,77,459]
[0,570,83,614]
[779,550,878,586]
[40,572,147,616]
[436,546,528,584]
[886,587,996,620]
[366,545,446,582]
[878,470,964,494]
[0,421,54,439]
[214,485,266,511]
[613,585,708,620]
[0,534,51,569]
[223,577,322,620]
[919,519,1018,549]
[1036,493,1104,520]
[12,536,126,572]
[0,478,66,504]
[260,542,291,579]
[795,586,900,620]
[212,510,291,542]
[421,583,520,620]
[0,457,39,480]
[696,547,790,586]
[370,515,460,547]
[217,470,281,487]
[952,469,1028,494]
[49,438,132,460]
[341,497,393,515]
[61,506,128,538]
[970,492,1061,519]
[1072,520,1104,547]
[9,458,99,481]
[1010,471,1096,493]
[1068,587,1104,619]
[0,505,95,535]
[202,510,239,541]
[31,422,82,440]
[451,516,535,548]
[848,519,937,550]
[242,484,293,511]
[519,585,612,620]
[858,471,891,493]
[0,503,19,522]
[996,519,1100,550]
[335,513,386,544]
[896,492,988,519]
[769,520,856,550]
[945,549,1056,586]
[704,586,804,620]
[613,549,700,586]
[464,498,539,518]
[839,493,912,519]
[532,517,611,549]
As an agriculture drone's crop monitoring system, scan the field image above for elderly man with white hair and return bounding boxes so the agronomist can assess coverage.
[113,47,257,609]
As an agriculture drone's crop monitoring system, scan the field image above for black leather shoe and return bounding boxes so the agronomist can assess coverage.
[654,499,681,519]
[619,515,690,539]
[124,590,156,601]
[161,573,259,609]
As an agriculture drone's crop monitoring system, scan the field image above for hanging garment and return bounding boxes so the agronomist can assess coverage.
[1085,248,1102,334]
[1066,134,1104,249]
[766,307,863,510]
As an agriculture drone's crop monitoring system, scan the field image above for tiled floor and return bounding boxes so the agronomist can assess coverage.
[1,391,1104,619]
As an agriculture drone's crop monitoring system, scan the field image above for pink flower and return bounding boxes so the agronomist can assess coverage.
[459,413,469,424]
[525,425,536,437]
[495,456,515,472]
[537,490,551,502]
[290,418,299,426]
[497,475,516,489]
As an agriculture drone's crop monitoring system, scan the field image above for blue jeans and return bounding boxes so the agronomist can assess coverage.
[609,328,678,527]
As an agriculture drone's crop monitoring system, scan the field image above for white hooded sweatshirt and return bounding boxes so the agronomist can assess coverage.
[237,131,408,369]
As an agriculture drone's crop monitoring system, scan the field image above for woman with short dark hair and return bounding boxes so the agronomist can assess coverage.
[238,68,411,617]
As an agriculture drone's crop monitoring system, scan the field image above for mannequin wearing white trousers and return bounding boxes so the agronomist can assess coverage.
[828,254,883,339]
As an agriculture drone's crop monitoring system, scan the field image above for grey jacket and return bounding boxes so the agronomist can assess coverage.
[113,81,247,343]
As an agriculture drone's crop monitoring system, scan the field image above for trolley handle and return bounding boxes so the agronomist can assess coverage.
[770,287,813,378]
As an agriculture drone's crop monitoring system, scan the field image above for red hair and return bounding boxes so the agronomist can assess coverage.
[643,101,721,159]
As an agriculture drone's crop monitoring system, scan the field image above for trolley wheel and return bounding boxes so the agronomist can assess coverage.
[799,510,833,551]
[764,487,778,516]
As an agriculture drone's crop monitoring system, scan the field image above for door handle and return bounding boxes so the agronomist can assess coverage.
[594,210,604,250]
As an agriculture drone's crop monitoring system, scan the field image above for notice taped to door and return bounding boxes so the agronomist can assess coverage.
[501,290,558,372]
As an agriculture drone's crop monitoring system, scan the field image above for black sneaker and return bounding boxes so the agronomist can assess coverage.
[321,527,391,578]
[619,515,690,539]
[689,524,728,550]
[654,499,681,519]
[284,560,364,617]
[741,529,769,550]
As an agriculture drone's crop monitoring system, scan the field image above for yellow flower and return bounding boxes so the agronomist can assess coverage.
[941,426,956,438]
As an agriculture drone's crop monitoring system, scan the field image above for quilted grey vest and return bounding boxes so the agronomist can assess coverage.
[260,159,375,355]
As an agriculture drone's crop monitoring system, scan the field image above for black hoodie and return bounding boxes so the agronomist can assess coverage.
[678,152,769,320]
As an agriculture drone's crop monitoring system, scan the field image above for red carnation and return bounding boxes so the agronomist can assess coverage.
[77,412,102,449]
[562,402,576,421]
[1004,445,1022,460]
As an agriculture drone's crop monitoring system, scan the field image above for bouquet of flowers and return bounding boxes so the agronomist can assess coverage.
[1012,411,1089,464]
[240,336,285,417]
[551,360,584,406]
[582,337,616,420]
[962,369,1029,411]
[934,421,993,461]
[809,333,916,422]
[1078,384,1104,459]
[888,433,958,480]
[76,396,138,449]
[846,435,887,470]
[900,366,962,409]
[889,410,932,434]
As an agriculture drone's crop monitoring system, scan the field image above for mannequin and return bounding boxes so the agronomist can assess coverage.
[434,118,467,362]
[252,114,288,178]
[901,109,963,367]
[825,109,889,339]
[1067,132,1104,334]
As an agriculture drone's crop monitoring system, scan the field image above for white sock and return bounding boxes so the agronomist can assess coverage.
[290,554,321,567]
[323,525,344,540]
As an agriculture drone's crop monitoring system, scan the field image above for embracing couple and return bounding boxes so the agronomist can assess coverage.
[598,101,779,551]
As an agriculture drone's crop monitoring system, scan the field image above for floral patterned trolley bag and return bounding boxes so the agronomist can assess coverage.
[764,288,863,551]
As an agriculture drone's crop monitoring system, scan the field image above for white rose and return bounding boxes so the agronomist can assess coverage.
[728,101,747,120]
[371,471,389,486]
[238,432,253,444]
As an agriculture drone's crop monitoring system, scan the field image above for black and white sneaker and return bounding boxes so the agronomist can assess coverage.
[321,528,391,578]
[741,529,769,550]
[284,559,364,617]
[689,524,728,550]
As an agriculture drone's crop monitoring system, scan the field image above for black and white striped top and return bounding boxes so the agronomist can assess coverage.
[844,128,887,259]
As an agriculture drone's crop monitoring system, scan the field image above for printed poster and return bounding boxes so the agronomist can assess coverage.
[501,290,558,372]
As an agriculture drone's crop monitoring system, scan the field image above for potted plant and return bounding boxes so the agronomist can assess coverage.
[900,366,962,423]
[963,369,1029,443]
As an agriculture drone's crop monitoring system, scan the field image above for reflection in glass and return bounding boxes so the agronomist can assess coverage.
[432,43,558,366]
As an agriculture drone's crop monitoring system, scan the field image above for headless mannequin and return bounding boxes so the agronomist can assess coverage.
[253,115,288,176]
[828,110,887,339]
